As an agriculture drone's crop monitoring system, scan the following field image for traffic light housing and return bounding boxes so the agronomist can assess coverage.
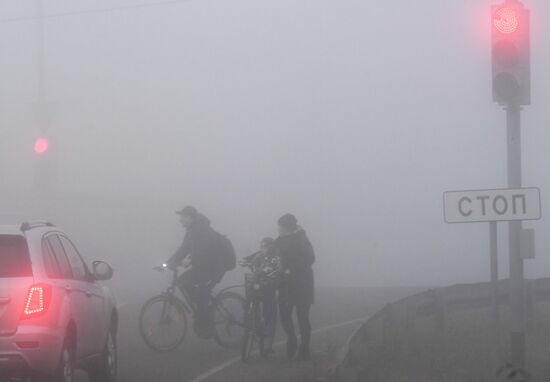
[491,0,530,106]
[33,136,57,189]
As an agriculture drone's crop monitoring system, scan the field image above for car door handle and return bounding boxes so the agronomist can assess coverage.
[85,290,93,297]
[0,298,10,304]
[65,286,73,293]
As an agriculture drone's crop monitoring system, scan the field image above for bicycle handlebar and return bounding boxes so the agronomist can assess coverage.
[153,263,191,276]
[153,264,169,272]
[238,260,255,272]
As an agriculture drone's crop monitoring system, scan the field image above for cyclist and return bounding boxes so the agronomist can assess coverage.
[165,206,227,338]
[241,237,281,356]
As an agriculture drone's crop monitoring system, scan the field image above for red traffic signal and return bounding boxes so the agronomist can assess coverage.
[493,7,519,35]
[34,138,49,154]
[491,1,530,106]
[32,136,57,189]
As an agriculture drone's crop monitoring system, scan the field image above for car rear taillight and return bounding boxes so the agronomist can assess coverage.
[22,284,51,319]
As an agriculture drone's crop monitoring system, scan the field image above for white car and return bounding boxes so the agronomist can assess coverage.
[0,221,118,382]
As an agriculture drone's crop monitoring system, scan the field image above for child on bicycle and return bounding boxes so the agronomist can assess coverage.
[241,237,281,356]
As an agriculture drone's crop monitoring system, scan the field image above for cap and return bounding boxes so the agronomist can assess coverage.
[278,213,298,231]
[175,206,198,218]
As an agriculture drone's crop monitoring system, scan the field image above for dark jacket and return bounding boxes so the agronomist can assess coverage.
[275,228,315,305]
[167,214,224,275]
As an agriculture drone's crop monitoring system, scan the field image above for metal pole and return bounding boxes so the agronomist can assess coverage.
[490,221,500,365]
[506,104,525,367]
[33,0,56,196]
[35,0,47,132]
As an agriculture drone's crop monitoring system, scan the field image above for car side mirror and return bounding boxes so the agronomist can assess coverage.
[92,261,114,281]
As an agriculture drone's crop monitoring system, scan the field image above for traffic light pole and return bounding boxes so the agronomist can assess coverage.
[36,0,45,121]
[489,221,501,366]
[33,0,54,192]
[506,104,525,367]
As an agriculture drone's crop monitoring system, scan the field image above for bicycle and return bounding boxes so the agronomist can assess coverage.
[139,264,246,352]
[240,258,280,362]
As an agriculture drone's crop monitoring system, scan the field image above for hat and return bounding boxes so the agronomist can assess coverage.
[278,213,298,231]
[175,206,198,218]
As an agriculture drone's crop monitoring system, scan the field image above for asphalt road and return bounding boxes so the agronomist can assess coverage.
[75,286,419,382]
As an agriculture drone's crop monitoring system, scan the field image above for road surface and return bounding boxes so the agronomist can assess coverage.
[74,286,418,382]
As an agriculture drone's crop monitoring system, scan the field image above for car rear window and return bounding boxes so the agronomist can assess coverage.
[0,235,32,277]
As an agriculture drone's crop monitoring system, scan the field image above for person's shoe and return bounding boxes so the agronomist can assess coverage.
[260,335,276,357]
[286,337,298,360]
[259,336,276,358]
[297,346,311,361]
[260,344,275,358]
[259,338,267,358]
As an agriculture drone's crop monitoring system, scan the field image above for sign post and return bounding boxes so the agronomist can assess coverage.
[444,187,541,366]
[448,0,533,368]
[490,221,500,364]
[507,105,526,367]
[491,0,531,367]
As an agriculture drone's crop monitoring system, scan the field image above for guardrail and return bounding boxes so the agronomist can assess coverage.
[333,278,550,382]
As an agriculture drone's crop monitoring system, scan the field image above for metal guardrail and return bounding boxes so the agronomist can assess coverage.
[333,278,550,382]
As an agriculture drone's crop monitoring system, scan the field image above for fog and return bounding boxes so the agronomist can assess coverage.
[1,0,550,291]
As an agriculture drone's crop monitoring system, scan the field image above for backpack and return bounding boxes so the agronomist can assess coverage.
[217,233,236,272]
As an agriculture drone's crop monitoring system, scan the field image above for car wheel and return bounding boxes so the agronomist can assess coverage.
[88,328,117,382]
[50,337,75,382]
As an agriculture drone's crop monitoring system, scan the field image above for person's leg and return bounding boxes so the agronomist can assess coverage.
[197,283,214,335]
[194,271,215,323]
[261,288,277,354]
[296,302,312,360]
[182,269,215,337]
[178,268,201,304]
[279,300,297,359]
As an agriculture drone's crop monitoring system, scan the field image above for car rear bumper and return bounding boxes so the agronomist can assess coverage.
[0,326,63,376]
[0,353,29,375]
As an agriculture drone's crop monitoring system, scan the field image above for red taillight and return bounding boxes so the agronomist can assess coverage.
[22,284,51,319]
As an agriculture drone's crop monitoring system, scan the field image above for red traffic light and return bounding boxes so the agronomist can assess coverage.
[491,1,530,106]
[493,7,519,34]
[34,138,49,154]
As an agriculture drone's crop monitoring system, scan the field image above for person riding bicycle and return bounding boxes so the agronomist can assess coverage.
[241,237,281,356]
[165,206,228,338]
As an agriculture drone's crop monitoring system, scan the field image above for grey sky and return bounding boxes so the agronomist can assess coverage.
[1,0,549,288]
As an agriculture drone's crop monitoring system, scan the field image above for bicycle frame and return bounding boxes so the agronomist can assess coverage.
[218,284,245,295]
[161,268,194,314]
[160,267,228,316]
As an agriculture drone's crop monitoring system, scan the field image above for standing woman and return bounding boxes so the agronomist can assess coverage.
[275,213,315,361]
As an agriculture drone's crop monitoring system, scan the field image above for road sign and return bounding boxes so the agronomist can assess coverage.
[444,188,541,223]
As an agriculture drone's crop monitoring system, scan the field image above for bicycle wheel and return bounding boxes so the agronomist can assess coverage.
[212,291,246,349]
[139,294,188,352]
[241,301,259,362]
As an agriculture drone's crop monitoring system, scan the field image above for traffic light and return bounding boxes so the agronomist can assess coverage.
[33,137,49,154]
[33,136,56,189]
[491,0,530,106]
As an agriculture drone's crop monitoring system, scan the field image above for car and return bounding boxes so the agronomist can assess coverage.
[0,221,118,382]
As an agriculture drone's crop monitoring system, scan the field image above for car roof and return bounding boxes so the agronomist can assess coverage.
[0,225,25,236]
[0,222,59,237]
